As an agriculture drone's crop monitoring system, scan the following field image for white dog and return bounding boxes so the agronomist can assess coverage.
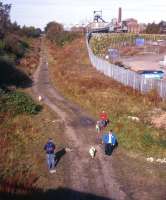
[38,95,42,102]
[89,146,96,158]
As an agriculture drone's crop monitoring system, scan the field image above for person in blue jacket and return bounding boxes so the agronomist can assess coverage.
[44,138,56,173]
[102,130,118,155]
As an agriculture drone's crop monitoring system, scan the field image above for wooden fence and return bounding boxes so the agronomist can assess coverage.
[86,36,166,99]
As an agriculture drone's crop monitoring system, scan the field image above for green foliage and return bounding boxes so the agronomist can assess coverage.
[145,23,160,34]
[21,26,41,38]
[142,133,154,146]
[90,33,166,56]
[157,139,166,148]
[45,21,63,34]
[4,34,29,58]
[0,58,32,87]
[45,21,79,46]
[0,1,11,37]
[0,1,40,67]
[0,34,29,60]
[0,91,42,115]
[54,31,79,46]
[0,39,5,51]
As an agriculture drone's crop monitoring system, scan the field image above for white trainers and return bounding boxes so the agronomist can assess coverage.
[49,169,56,173]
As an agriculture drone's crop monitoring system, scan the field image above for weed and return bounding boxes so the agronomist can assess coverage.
[48,31,81,47]
[142,133,154,146]
[146,89,162,106]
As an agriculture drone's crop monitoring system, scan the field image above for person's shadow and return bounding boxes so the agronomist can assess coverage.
[55,148,66,167]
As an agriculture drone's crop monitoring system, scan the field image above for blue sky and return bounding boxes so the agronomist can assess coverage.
[4,0,166,29]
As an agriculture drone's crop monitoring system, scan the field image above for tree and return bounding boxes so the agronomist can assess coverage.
[45,21,64,41]
[21,26,41,37]
[0,1,11,37]
[145,22,160,34]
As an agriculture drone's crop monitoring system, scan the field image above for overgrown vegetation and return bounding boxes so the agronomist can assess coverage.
[0,90,42,115]
[0,1,47,197]
[0,0,41,80]
[0,59,32,87]
[145,21,166,34]
[45,21,81,46]
[46,36,166,157]
[0,87,65,197]
[0,89,40,192]
[90,33,166,56]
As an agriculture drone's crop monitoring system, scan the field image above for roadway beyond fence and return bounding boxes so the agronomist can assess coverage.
[86,35,166,99]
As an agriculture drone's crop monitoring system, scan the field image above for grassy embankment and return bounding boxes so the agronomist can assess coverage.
[46,35,166,158]
[0,90,66,196]
[0,37,66,196]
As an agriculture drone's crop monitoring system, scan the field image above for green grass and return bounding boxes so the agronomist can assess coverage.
[104,114,166,157]
[0,90,42,115]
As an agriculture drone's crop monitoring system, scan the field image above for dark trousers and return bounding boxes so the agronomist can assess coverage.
[105,143,113,155]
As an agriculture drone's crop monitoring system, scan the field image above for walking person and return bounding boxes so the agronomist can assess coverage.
[96,120,101,133]
[102,130,117,156]
[99,111,109,127]
[44,138,56,173]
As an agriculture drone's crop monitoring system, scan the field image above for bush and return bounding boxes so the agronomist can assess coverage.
[45,21,79,46]
[0,91,42,115]
[4,34,28,58]
[0,58,32,87]
[21,26,41,38]
[0,39,5,52]
[49,31,79,47]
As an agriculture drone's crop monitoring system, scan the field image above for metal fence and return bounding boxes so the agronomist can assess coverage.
[86,37,166,99]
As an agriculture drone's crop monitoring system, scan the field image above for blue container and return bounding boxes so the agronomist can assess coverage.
[135,38,145,46]
[138,70,164,79]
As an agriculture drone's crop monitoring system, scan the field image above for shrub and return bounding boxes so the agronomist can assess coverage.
[45,21,79,46]
[53,31,79,46]
[0,91,42,115]
[45,21,63,35]
[0,39,5,52]
[0,58,32,87]
[21,26,41,38]
[47,31,79,47]
[4,34,28,58]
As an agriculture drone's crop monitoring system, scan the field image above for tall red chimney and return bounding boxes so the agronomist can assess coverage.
[118,7,122,23]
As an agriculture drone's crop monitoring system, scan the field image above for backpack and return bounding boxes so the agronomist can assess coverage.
[45,142,55,153]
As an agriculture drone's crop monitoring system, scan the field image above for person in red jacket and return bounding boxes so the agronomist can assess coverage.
[99,111,109,127]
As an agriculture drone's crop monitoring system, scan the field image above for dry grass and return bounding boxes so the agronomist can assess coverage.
[46,36,166,157]
[0,102,66,195]
[0,37,67,196]
[19,38,41,76]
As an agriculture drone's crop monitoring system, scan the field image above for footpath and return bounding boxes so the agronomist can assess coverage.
[32,39,127,200]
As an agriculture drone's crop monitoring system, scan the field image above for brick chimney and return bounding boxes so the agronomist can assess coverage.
[118,7,122,23]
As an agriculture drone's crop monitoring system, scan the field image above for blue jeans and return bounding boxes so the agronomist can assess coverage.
[46,153,55,169]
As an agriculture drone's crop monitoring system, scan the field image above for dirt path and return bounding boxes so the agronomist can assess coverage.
[32,39,127,200]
